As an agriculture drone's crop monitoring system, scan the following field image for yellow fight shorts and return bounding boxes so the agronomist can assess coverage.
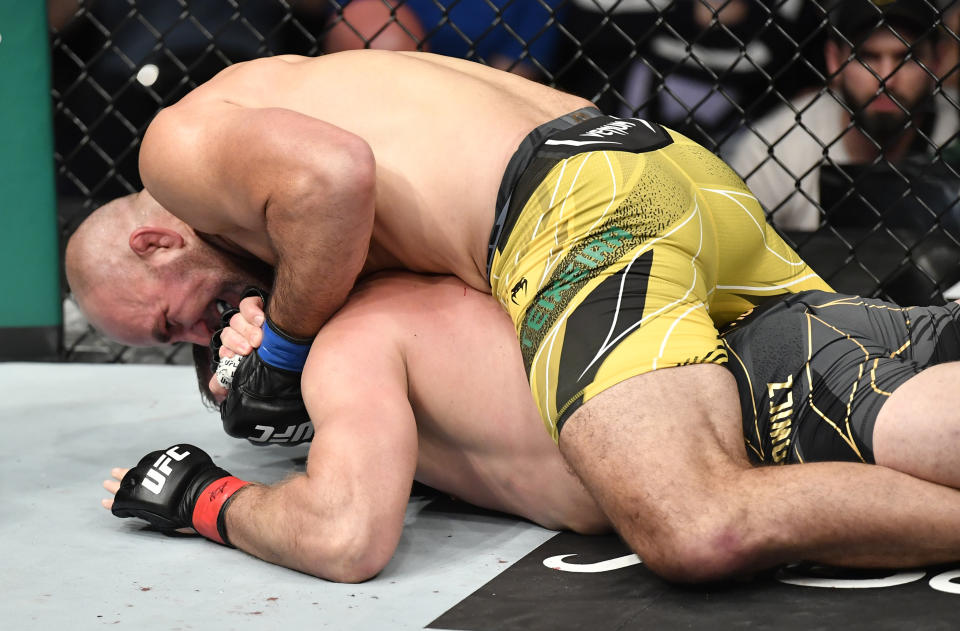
[487,109,831,441]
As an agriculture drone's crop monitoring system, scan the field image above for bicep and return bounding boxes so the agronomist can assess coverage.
[140,102,374,238]
[223,335,416,581]
[301,332,418,538]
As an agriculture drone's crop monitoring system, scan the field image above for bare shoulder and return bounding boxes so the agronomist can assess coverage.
[143,56,311,129]
[176,54,318,99]
[337,272,494,324]
[305,273,489,388]
[140,91,234,175]
[138,96,252,234]
[316,273,494,346]
[140,55,374,241]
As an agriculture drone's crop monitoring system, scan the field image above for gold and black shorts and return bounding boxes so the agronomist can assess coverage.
[722,290,960,465]
[488,109,830,441]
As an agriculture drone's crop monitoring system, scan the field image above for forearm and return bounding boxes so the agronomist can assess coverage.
[142,102,377,341]
[732,461,960,571]
[225,474,401,583]
[216,136,377,437]
[265,139,377,338]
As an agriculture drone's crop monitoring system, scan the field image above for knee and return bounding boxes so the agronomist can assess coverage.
[622,515,761,583]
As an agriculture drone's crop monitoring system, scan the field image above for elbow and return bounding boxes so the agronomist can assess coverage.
[311,553,389,585]
[283,133,377,242]
[299,522,401,583]
[315,133,377,214]
[342,135,377,202]
[333,532,396,583]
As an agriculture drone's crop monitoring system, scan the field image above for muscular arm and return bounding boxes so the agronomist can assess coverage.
[221,316,416,582]
[141,101,376,337]
[561,365,960,583]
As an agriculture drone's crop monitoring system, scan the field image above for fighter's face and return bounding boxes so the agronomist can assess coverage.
[85,269,243,347]
[82,247,266,347]
[833,29,937,145]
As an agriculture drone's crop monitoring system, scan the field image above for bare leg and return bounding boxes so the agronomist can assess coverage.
[874,362,960,488]
[559,364,960,583]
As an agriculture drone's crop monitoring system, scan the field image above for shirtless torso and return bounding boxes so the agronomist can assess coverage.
[141,51,592,293]
[314,272,606,533]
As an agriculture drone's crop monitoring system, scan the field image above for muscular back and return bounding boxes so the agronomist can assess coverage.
[145,52,593,287]
[307,272,607,533]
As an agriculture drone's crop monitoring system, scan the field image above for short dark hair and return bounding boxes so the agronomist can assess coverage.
[192,343,219,409]
[828,0,942,48]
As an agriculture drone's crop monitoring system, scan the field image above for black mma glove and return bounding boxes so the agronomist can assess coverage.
[111,444,250,546]
[213,287,314,446]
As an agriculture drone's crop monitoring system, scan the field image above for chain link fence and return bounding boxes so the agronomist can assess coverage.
[51,0,960,363]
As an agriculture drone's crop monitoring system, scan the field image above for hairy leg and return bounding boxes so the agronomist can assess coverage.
[559,364,960,583]
[873,361,960,488]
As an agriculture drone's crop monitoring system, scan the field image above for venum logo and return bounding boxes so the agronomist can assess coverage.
[142,445,191,494]
[580,120,637,138]
[511,278,528,305]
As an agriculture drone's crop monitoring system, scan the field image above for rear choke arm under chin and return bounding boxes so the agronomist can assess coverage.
[265,133,377,340]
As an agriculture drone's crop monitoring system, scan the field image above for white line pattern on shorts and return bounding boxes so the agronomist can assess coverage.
[702,187,804,267]
[576,198,705,380]
[540,154,594,290]
[716,273,822,292]
[532,159,569,240]
[653,301,704,370]
[533,155,619,428]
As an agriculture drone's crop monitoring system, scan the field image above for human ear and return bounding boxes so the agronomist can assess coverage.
[129,226,185,258]
[824,40,845,79]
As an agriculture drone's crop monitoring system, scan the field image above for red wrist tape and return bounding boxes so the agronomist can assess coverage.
[191,476,251,545]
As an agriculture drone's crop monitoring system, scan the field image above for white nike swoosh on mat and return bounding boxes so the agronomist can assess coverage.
[543,553,642,573]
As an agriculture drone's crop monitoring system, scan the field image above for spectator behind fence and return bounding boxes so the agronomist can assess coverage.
[323,0,426,53]
[618,0,822,149]
[324,0,565,81]
[556,0,823,149]
[725,0,959,233]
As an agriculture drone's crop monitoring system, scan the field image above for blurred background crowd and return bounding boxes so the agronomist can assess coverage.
[46,0,960,362]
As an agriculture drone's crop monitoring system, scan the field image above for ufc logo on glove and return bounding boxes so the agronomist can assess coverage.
[141,445,191,494]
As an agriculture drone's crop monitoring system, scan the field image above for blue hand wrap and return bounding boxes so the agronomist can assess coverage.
[258,318,311,372]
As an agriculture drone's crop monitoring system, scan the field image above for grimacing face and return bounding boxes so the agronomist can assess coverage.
[81,266,239,347]
[67,189,274,347]
[78,245,265,347]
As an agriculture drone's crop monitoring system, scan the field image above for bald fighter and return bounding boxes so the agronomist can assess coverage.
[68,50,872,582]
[101,274,960,582]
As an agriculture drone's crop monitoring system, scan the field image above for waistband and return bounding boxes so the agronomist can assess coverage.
[486,107,604,279]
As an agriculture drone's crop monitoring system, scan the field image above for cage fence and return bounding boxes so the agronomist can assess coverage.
[50,0,960,364]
